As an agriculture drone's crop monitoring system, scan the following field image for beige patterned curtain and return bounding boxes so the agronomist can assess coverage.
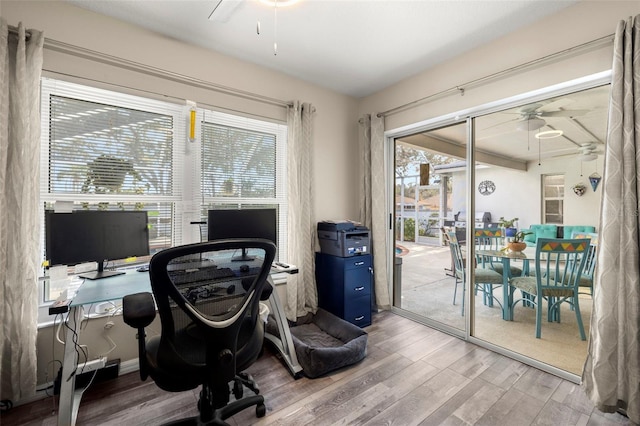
[285,101,317,321]
[582,14,640,424]
[359,114,390,309]
[0,20,44,402]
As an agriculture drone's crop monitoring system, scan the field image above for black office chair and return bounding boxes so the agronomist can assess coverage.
[123,238,276,425]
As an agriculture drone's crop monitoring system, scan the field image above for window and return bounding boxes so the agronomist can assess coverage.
[39,79,288,308]
[199,110,288,261]
[542,174,564,224]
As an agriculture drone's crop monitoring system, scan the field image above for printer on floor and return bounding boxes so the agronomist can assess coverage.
[317,220,370,257]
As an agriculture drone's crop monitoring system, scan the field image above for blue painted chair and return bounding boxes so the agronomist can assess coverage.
[570,232,598,296]
[508,238,590,340]
[449,232,503,316]
[474,228,523,306]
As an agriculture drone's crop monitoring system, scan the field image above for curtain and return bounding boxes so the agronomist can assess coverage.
[582,14,640,425]
[359,114,390,309]
[0,20,44,402]
[285,101,317,321]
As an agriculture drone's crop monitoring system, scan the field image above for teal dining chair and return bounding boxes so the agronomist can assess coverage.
[570,231,598,296]
[508,238,590,340]
[449,232,503,316]
[474,228,523,277]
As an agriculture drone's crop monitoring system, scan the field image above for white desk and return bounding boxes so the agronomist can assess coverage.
[57,267,301,426]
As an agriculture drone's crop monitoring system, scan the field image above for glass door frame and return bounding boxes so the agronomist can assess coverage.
[384,70,611,383]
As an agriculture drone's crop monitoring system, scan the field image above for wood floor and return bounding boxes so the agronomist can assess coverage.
[1,311,631,426]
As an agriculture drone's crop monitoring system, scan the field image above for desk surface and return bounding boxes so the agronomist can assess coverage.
[71,261,296,307]
[71,270,151,307]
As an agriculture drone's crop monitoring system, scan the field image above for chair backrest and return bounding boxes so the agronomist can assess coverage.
[149,238,276,385]
[570,232,598,279]
[474,227,503,250]
[448,232,465,279]
[535,238,590,292]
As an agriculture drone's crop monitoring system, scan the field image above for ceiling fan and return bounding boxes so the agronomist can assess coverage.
[484,102,590,132]
[576,142,604,161]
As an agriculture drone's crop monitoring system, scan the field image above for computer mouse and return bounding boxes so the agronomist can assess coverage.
[226,284,235,294]
[240,264,250,273]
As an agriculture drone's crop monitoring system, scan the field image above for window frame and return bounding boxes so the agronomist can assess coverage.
[542,173,565,224]
[38,79,288,322]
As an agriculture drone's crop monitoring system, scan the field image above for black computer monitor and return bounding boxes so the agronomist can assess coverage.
[45,210,150,280]
[207,208,277,261]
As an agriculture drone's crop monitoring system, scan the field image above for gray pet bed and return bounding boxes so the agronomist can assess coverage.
[286,308,368,378]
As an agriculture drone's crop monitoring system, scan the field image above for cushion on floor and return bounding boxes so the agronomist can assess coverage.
[269,308,367,378]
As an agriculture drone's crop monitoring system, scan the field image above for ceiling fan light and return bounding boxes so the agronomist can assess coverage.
[516,117,546,131]
[535,130,564,139]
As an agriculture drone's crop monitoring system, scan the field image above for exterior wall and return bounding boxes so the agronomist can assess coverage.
[474,155,603,230]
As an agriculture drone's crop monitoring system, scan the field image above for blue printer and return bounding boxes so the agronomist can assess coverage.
[317,220,370,257]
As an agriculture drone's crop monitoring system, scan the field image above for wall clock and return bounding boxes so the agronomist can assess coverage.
[478,180,495,195]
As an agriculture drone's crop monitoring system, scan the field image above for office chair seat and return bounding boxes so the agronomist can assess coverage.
[123,239,276,425]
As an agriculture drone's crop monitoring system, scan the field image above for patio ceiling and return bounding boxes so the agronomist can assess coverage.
[398,84,610,170]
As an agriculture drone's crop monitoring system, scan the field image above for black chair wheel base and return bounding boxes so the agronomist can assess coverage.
[256,403,266,418]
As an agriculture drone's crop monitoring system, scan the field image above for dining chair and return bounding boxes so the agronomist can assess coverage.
[508,238,590,340]
[570,231,598,296]
[474,228,523,277]
[449,232,503,315]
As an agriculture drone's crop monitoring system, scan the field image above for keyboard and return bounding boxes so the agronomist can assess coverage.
[169,266,236,286]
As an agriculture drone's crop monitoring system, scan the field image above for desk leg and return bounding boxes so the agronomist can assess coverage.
[264,287,303,379]
[58,305,84,426]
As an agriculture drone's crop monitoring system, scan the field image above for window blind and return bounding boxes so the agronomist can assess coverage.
[200,109,288,260]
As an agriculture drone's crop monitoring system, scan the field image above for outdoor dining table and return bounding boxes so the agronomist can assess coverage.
[475,248,533,320]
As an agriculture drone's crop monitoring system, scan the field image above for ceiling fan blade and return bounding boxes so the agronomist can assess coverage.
[538,109,589,118]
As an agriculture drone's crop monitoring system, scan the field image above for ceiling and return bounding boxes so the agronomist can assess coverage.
[65,0,578,98]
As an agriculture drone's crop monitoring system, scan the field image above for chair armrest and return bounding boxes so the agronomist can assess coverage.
[123,292,156,329]
[123,292,156,381]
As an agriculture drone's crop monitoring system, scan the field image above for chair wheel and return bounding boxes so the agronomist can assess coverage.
[256,403,266,418]
[233,380,243,399]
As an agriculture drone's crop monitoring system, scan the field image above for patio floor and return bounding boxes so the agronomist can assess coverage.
[395,240,590,375]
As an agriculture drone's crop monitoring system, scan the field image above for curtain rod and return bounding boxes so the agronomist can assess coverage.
[378,33,615,118]
[39,37,292,109]
[8,24,32,40]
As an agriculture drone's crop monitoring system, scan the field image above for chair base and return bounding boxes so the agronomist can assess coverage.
[162,378,266,426]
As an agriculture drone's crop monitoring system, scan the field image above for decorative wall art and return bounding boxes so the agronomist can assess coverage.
[572,183,587,196]
[478,180,495,195]
[589,172,602,191]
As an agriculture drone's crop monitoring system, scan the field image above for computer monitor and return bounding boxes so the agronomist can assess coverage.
[207,208,277,261]
[45,210,150,280]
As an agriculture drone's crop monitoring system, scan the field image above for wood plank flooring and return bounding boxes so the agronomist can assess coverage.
[1,311,632,425]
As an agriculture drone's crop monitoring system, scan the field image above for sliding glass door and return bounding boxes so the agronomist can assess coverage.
[389,74,610,378]
[392,121,467,333]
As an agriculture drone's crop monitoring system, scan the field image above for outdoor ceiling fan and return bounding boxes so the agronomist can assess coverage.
[513,103,590,131]
[485,102,590,132]
[576,142,604,162]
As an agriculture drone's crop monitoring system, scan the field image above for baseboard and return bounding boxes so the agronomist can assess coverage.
[12,358,140,408]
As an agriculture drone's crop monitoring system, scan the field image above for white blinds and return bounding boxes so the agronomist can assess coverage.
[200,109,288,260]
[40,78,186,254]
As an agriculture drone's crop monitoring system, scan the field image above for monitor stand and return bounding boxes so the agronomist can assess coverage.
[79,261,125,280]
[231,248,255,262]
